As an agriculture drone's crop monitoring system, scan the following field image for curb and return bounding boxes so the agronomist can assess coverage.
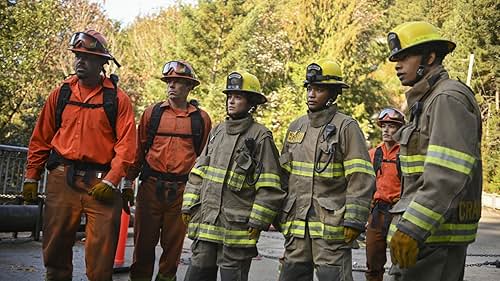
[482,192,500,210]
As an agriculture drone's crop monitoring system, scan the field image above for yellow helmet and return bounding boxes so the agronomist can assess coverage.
[387,21,455,62]
[222,71,267,105]
[304,59,349,89]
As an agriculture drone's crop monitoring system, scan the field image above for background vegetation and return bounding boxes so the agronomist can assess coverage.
[0,0,498,192]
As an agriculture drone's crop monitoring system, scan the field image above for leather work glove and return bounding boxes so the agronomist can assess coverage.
[88,181,116,203]
[22,181,38,203]
[248,227,260,240]
[344,226,362,244]
[181,213,192,226]
[121,188,135,215]
[390,230,419,268]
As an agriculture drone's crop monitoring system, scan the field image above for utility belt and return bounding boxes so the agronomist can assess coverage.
[370,200,395,236]
[140,164,188,202]
[46,151,110,188]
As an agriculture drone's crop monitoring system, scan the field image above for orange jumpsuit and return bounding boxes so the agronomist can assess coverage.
[26,75,137,281]
[127,100,211,281]
[365,143,401,281]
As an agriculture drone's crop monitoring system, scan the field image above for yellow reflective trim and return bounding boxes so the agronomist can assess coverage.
[426,156,472,175]
[409,201,443,222]
[400,154,426,162]
[253,203,277,216]
[425,234,476,243]
[401,165,424,174]
[402,212,434,231]
[343,159,375,176]
[428,145,475,164]
[183,193,199,200]
[289,161,344,178]
[191,167,206,177]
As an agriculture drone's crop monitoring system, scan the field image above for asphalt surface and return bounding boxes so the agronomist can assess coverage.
[1,207,499,281]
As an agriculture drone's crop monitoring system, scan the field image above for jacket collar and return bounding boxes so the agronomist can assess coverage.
[225,115,254,135]
[405,65,448,109]
[159,99,198,115]
[308,104,337,128]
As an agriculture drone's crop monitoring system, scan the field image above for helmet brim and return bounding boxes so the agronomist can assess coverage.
[388,39,456,62]
[303,81,349,89]
[222,89,267,105]
[69,47,113,60]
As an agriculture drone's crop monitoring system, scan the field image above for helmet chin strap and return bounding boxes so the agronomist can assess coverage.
[413,53,429,84]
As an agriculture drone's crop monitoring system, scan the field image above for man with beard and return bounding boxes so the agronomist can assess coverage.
[22,30,136,281]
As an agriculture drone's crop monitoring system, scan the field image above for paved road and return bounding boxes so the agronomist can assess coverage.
[1,208,499,281]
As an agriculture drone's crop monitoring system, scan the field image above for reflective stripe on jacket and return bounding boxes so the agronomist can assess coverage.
[388,66,482,246]
[279,105,375,241]
[182,116,285,247]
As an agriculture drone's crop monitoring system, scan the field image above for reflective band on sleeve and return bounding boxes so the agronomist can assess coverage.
[344,203,370,221]
[399,154,425,175]
[403,201,444,232]
[250,203,277,224]
[255,173,281,189]
[343,159,375,176]
[426,145,475,175]
[182,193,199,208]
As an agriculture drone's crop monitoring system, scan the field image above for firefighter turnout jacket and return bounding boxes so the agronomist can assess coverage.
[279,105,375,241]
[182,116,285,247]
[387,66,483,246]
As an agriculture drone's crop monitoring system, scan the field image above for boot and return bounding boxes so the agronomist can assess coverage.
[278,262,314,281]
[183,266,218,281]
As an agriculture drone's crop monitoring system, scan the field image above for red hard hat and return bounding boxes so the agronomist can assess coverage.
[68,29,113,60]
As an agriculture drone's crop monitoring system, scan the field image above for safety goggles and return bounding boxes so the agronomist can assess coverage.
[226,72,243,90]
[69,32,106,52]
[378,108,404,122]
[162,61,194,77]
[306,63,342,83]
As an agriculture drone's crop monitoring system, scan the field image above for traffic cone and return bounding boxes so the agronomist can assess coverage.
[113,210,130,273]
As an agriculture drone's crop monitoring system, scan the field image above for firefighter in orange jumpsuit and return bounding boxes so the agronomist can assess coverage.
[22,30,137,281]
[126,60,212,281]
[365,108,405,281]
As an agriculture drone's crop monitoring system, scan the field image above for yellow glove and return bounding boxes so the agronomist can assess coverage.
[390,230,419,268]
[344,226,362,243]
[248,227,260,240]
[88,182,116,203]
[22,182,38,203]
[121,188,134,215]
[181,213,192,226]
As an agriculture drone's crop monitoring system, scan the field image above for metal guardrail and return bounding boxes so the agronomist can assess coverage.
[0,144,47,196]
[0,144,28,194]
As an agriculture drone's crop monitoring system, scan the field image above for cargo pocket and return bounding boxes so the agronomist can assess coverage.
[316,197,345,226]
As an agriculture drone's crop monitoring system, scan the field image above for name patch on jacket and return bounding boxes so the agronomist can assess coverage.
[287,131,305,144]
[458,200,481,222]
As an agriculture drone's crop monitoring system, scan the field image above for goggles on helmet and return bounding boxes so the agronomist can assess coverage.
[378,108,405,123]
[162,61,194,77]
[69,32,107,52]
[226,72,243,90]
[306,63,342,84]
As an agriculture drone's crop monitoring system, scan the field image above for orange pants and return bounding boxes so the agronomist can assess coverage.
[130,178,187,280]
[43,166,122,281]
[365,206,392,281]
